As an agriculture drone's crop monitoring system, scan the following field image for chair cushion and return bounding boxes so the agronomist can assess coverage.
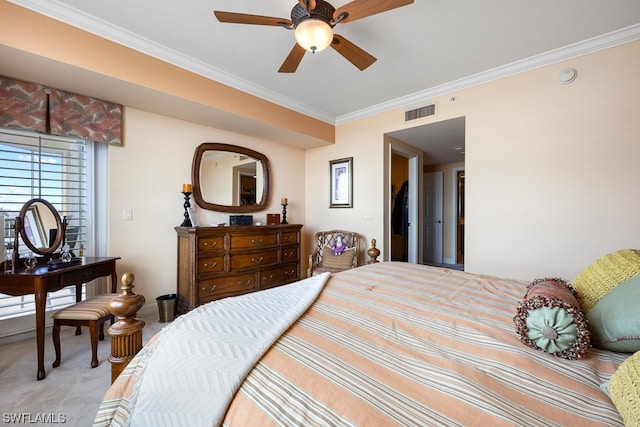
[320,247,355,270]
[51,294,117,321]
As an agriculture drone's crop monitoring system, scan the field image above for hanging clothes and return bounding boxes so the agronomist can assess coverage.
[391,180,409,235]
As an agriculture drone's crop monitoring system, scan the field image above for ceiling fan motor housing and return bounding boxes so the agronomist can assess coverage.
[291,0,336,27]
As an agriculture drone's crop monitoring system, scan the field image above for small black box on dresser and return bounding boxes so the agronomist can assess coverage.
[229,215,253,225]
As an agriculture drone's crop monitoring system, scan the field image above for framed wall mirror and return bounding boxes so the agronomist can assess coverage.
[192,143,271,213]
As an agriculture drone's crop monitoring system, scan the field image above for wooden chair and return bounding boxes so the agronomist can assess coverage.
[307,230,360,277]
[51,293,117,369]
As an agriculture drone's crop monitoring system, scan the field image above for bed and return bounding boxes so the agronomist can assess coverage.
[94,262,630,426]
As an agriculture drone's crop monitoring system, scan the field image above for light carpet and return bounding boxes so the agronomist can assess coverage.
[0,308,163,427]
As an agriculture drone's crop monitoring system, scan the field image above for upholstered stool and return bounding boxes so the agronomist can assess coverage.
[51,294,117,369]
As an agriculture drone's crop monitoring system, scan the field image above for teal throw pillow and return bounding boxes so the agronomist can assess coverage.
[587,275,640,352]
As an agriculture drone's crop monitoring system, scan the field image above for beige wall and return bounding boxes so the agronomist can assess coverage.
[108,108,306,302]
[2,1,639,302]
[306,40,640,281]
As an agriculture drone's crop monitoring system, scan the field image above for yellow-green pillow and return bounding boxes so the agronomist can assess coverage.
[608,351,640,426]
[573,249,640,312]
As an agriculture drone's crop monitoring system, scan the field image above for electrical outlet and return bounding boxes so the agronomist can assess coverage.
[123,209,133,221]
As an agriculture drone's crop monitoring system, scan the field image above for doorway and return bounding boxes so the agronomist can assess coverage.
[455,168,465,264]
[386,116,465,268]
[391,152,409,261]
[385,139,422,264]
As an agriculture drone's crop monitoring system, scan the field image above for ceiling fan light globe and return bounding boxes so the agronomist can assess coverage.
[295,19,332,53]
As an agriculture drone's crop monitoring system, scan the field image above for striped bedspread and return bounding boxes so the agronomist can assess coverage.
[95,262,627,426]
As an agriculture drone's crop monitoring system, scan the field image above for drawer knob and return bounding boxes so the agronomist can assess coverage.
[238,280,252,287]
[203,261,218,268]
[251,257,264,264]
[284,235,293,241]
[201,284,217,292]
[284,269,295,277]
[251,239,264,245]
[284,251,294,257]
[263,274,274,281]
[204,241,218,247]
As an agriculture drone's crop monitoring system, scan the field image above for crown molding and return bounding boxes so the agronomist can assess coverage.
[336,23,640,125]
[9,1,640,127]
[7,0,336,124]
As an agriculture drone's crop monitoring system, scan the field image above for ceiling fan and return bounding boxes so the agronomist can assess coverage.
[213,0,414,73]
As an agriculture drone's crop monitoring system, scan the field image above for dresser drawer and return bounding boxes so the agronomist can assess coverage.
[282,246,299,262]
[198,236,225,253]
[197,255,225,276]
[230,249,278,270]
[281,230,299,245]
[230,233,278,249]
[197,273,257,302]
[260,264,299,290]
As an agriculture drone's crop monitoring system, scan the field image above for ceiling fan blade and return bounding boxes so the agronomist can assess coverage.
[278,44,306,73]
[330,34,376,71]
[214,11,292,27]
[333,0,413,23]
[298,0,317,11]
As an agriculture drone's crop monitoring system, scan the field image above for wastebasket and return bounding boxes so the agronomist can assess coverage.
[156,294,177,323]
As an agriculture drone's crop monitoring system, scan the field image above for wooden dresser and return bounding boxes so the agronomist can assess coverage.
[175,224,302,314]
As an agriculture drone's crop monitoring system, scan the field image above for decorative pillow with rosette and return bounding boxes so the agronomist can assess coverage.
[514,277,590,360]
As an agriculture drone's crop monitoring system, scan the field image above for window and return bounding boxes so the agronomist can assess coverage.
[0,128,104,323]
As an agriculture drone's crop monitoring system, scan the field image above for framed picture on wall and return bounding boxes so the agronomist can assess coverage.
[329,157,353,208]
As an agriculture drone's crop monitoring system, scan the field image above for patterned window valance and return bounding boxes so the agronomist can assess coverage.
[0,75,122,145]
[0,77,47,133]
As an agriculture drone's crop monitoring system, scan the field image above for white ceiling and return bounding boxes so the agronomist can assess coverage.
[6,0,640,163]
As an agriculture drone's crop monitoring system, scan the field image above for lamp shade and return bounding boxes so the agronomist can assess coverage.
[295,19,333,53]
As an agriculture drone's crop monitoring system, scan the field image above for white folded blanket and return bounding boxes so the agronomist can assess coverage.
[127,273,330,427]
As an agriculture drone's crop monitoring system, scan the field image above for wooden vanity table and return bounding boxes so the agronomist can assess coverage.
[0,256,120,380]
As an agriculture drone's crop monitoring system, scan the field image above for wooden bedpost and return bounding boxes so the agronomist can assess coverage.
[367,239,380,264]
[108,272,145,384]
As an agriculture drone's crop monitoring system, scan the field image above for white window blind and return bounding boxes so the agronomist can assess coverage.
[1,128,92,320]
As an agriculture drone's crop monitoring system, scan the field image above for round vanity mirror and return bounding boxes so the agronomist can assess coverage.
[192,143,271,213]
[18,198,64,255]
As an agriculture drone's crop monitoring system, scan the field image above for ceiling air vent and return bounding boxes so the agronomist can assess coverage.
[405,104,435,121]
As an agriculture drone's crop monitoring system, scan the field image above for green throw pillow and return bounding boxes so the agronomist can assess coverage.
[587,275,640,352]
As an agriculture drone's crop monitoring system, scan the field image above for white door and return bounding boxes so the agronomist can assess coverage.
[423,171,443,264]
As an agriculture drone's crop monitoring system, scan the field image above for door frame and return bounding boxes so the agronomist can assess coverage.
[384,138,423,263]
[449,166,465,265]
